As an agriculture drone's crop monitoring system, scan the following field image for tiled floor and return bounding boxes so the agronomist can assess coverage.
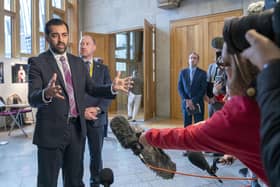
[0,117,258,187]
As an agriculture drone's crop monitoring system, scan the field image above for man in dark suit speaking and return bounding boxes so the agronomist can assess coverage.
[79,35,112,187]
[28,18,131,187]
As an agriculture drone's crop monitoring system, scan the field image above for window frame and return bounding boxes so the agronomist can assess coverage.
[0,0,79,58]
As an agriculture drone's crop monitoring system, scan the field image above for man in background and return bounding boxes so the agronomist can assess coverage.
[178,52,207,156]
[206,37,227,117]
[80,35,112,187]
[127,70,143,122]
[178,52,207,126]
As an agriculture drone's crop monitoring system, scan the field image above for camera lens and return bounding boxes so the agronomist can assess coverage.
[223,10,274,54]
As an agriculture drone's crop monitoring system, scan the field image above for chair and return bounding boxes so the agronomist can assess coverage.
[6,93,34,125]
[5,94,34,137]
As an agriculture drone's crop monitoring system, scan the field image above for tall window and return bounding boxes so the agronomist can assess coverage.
[39,0,46,33]
[0,0,78,58]
[39,0,46,52]
[4,0,12,11]
[115,33,128,59]
[20,0,32,54]
[115,31,143,73]
[4,16,12,58]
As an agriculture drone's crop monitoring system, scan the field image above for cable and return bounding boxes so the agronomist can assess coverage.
[145,163,258,181]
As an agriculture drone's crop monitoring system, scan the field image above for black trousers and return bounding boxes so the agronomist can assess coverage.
[86,121,104,186]
[37,120,85,187]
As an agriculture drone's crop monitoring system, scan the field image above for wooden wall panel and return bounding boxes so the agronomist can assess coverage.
[170,10,242,120]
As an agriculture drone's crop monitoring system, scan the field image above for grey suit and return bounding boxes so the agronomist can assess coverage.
[28,50,115,187]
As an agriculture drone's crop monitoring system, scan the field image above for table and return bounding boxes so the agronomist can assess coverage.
[0,104,31,137]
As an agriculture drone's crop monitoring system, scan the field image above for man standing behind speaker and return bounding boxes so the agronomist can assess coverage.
[80,35,112,187]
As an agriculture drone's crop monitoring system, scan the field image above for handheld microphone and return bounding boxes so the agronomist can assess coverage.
[99,168,114,187]
[188,152,223,183]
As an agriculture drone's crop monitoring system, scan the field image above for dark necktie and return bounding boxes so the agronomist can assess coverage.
[85,61,90,72]
[60,56,78,117]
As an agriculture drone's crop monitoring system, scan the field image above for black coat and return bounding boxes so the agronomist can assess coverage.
[257,60,280,187]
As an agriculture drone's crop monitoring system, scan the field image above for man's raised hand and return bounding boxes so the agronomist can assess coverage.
[112,71,133,93]
[45,73,64,99]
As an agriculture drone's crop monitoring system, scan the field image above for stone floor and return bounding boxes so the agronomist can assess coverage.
[0,117,259,187]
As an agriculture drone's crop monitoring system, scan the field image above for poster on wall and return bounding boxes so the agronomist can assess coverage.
[11,64,29,83]
[0,62,4,83]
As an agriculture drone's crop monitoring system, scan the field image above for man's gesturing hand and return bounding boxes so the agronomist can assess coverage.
[112,71,133,93]
[44,73,64,99]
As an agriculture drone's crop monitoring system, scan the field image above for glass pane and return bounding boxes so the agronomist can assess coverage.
[40,36,45,53]
[4,0,11,11]
[20,0,32,54]
[116,62,126,72]
[116,33,127,48]
[53,14,62,19]
[52,0,62,9]
[39,0,46,32]
[115,49,127,59]
[130,32,135,60]
[4,16,12,58]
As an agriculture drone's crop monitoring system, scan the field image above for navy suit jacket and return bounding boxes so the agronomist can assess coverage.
[178,67,207,110]
[28,50,115,148]
[84,60,112,127]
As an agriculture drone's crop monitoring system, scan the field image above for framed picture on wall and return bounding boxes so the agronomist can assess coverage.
[11,64,29,83]
[0,62,4,84]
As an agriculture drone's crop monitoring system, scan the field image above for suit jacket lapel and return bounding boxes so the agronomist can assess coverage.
[92,62,101,80]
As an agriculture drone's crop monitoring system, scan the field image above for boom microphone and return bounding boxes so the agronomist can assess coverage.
[188,152,223,183]
[110,115,176,179]
[100,168,114,187]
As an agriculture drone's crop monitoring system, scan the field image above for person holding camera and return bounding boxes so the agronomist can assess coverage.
[241,29,280,187]
[206,37,227,117]
[139,34,269,185]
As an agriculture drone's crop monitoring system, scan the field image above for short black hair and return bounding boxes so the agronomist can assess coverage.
[44,18,69,36]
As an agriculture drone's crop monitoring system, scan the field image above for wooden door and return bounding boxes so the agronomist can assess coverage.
[143,19,156,120]
[170,10,242,120]
[81,32,117,112]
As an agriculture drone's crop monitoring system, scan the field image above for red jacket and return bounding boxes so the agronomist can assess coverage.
[145,96,268,184]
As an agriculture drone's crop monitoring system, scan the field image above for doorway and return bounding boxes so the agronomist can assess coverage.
[82,19,155,121]
[114,30,144,122]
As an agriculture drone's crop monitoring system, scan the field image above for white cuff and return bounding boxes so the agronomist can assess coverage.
[42,89,53,103]
[111,84,118,95]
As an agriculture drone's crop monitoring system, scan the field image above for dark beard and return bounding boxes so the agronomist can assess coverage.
[51,43,67,54]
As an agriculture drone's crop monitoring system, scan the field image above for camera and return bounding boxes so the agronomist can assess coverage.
[223,2,280,54]
[215,75,224,83]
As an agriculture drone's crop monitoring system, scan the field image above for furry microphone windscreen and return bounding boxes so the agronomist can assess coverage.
[99,168,114,186]
[110,115,176,179]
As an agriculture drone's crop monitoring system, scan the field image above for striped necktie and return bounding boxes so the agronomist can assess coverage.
[60,56,78,117]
